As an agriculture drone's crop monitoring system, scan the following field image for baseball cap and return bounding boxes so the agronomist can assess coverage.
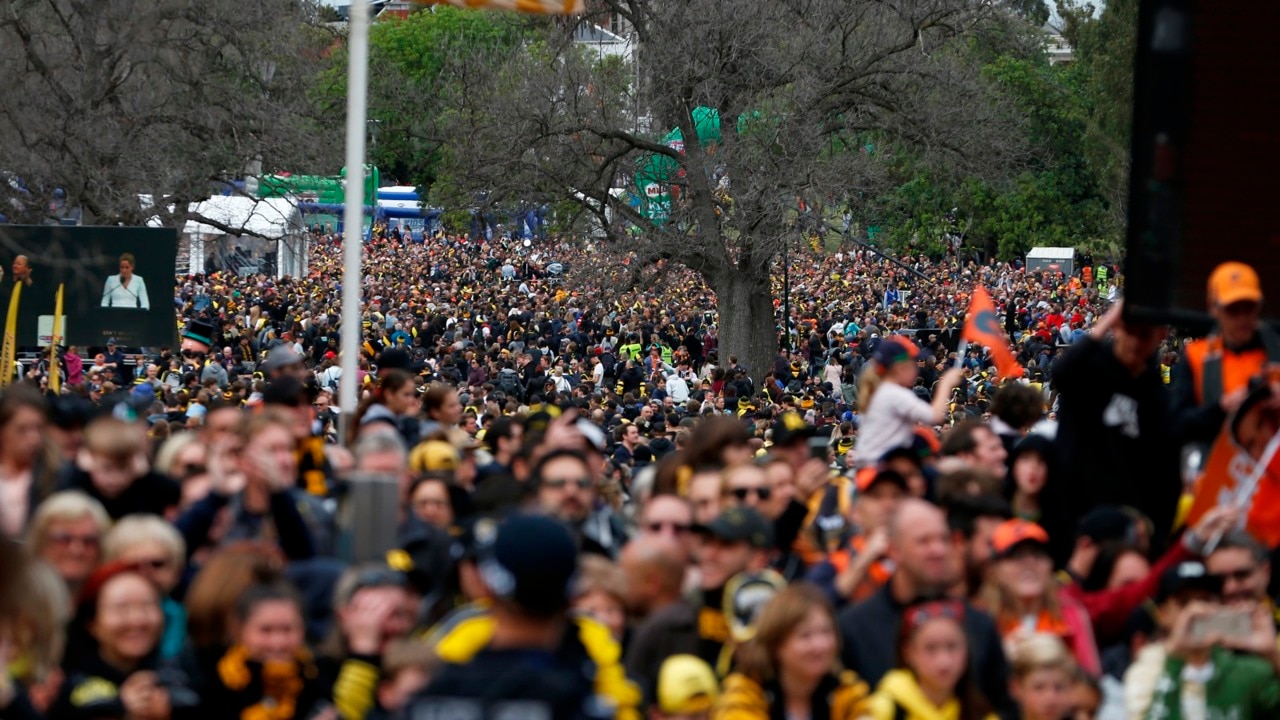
[771,411,816,446]
[696,507,774,549]
[377,347,412,372]
[991,518,1050,558]
[1158,561,1223,603]
[656,655,719,715]
[409,440,460,473]
[854,466,908,493]
[1207,261,1263,307]
[873,335,919,367]
[477,514,578,617]
[1074,506,1137,544]
[259,345,303,373]
[262,375,307,408]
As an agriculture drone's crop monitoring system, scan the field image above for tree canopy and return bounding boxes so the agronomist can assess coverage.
[425,0,1030,377]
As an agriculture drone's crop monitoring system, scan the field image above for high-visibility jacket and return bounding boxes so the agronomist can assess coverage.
[1184,327,1280,407]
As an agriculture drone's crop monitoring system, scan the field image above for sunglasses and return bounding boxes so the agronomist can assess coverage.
[730,486,772,501]
[182,349,206,360]
[542,477,594,490]
[646,520,692,534]
[177,463,208,479]
[1209,567,1257,583]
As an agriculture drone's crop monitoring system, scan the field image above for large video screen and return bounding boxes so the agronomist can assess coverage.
[0,226,177,348]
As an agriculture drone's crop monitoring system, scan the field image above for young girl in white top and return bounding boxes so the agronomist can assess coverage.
[854,336,962,468]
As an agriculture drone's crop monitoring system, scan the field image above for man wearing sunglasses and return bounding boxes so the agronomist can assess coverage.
[531,448,624,560]
[1205,529,1275,613]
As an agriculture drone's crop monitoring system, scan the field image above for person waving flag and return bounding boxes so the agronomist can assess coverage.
[963,285,1022,379]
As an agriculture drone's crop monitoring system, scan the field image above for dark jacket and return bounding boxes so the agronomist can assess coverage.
[51,647,164,720]
[836,583,1012,715]
[57,467,180,521]
[1049,335,1180,560]
[623,599,700,698]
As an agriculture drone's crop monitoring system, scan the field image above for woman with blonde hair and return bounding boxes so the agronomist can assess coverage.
[0,544,71,716]
[714,583,868,720]
[102,515,188,659]
[26,490,111,594]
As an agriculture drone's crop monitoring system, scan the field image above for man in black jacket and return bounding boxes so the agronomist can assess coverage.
[1048,300,1179,563]
[838,499,1012,713]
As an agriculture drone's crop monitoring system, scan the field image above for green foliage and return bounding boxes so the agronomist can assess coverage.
[315,8,531,187]
[1057,0,1137,239]
[859,34,1121,261]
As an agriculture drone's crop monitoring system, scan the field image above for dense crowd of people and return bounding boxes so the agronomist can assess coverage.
[2,227,1279,720]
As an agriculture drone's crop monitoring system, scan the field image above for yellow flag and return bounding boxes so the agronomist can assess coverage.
[49,283,64,393]
[0,283,21,388]
[424,0,584,13]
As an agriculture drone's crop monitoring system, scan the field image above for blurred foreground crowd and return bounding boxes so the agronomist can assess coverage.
[2,232,1280,720]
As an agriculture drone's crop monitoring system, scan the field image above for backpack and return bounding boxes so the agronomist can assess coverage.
[497,368,525,401]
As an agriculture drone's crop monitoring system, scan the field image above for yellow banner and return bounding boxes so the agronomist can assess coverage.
[426,0,584,13]
[0,283,21,388]
[49,283,64,393]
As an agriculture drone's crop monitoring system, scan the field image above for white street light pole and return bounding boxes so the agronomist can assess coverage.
[339,0,369,432]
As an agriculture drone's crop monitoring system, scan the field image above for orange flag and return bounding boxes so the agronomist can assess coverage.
[963,285,1022,379]
[1185,387,1280,547]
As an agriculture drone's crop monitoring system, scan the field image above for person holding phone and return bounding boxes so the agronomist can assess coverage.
[1143,594,1280,719]
[101,253,150,310]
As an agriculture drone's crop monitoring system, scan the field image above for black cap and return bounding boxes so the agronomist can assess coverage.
[262,375,307,407]
[1074,506,1135,543]
[48,394,92,429]
[476,514,578,617]
[1157,561,1222,603]
[391,521,455,598]
[697,507,774,549]
[377,347,413,372]
[771,412,816,446]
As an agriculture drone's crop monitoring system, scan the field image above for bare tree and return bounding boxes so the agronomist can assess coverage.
[0,0,340,234]
[434,0,1028,379]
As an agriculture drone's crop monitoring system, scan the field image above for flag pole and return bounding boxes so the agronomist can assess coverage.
[339,0,370,439]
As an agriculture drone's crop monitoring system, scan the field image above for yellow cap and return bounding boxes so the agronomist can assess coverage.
[409,440,459,473]
[657,655,719,714]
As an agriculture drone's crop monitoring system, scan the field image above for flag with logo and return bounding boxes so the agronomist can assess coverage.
[49,283,64,393]
[424,0,584,13]
[1186,384,1280,547]
[962,285,1021,379]
[0,283,21,387]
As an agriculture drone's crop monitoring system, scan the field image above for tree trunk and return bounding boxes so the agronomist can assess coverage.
[713,267,778,387]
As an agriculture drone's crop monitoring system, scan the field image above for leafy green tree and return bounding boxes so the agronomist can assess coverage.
[1057,0,1138,240]
[315,8,533,187]
[429,0,1026,379]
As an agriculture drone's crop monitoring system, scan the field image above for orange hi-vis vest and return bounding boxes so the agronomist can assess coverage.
[1184,328,1280,407]
[827,535,894,603]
